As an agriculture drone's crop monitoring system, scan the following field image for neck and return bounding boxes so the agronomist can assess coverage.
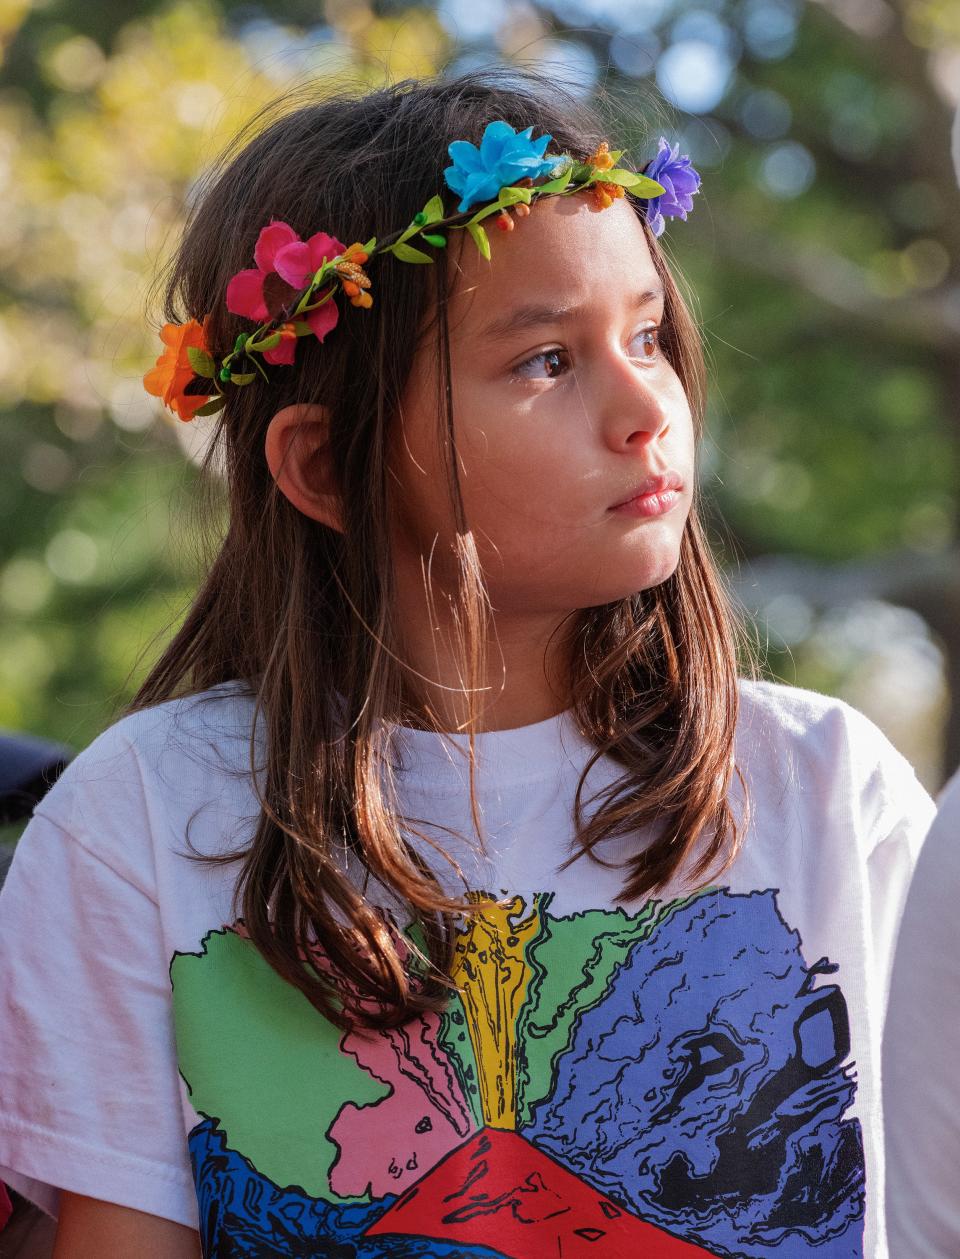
[391,573,577,734]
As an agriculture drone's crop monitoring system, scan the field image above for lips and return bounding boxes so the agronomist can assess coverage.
[610,471,683,509]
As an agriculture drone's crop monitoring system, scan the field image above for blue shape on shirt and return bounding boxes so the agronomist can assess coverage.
[189,1119,509,1257]
[523,889,865,1257]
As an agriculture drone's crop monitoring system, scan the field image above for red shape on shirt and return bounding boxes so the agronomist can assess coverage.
[365,1126,716,1257]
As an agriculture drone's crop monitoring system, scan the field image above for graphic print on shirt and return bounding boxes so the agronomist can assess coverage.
[171,888,865,1258]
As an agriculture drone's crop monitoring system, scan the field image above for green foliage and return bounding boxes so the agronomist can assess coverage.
[388,240,434,263]
[535,166,574,195]
[467,221,491,260]
[193,396,226,416]
[496,186,533,207]
[187,346,216,378]
[0,0,955,771]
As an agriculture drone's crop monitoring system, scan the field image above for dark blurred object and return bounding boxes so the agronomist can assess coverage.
[0,733,71,891]
[0,733,71,826]
[0,1191,56,1257]
[0,732,69,1252]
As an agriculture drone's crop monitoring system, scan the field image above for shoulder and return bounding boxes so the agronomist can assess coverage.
[27,681,260,886]
[735,675,934,844]
[736,675,890,755]
[44,679,258,800]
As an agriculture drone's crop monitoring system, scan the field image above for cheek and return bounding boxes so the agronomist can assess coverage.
[452,383,589,512]
[457,424,587,531]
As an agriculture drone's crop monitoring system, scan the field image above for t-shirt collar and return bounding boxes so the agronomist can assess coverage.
[387,706,596,789]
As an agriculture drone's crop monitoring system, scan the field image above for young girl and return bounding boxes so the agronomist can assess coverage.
[0,68,935,1258]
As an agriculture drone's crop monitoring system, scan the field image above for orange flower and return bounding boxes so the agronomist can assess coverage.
[591,181,625,211]
[586,141,615,171]
[143,317,213,421]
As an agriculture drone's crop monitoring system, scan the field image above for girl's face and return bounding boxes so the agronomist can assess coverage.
[387,193,696,616]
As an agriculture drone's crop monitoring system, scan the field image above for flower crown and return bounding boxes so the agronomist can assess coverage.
[144,125,700,422]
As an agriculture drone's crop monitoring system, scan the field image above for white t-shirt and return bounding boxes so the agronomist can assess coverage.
[0,678,935,1258]
[883,765,960,1258]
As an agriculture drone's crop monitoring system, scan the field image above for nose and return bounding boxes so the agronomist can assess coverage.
[594,342,671,452]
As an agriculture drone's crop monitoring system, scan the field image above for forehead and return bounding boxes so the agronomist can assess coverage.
[444,194,661,333]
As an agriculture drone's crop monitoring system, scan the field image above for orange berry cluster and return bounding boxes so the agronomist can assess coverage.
[334,244,374,308]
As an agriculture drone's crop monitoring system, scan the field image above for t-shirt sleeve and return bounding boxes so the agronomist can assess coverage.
[850,707,937,1017]
[0,749,198,1228]
[883,768,960,1259]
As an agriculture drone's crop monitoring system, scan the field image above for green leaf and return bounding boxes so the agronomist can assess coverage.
[300,291,335,313]
[292,320,313,336]
[497,185,533,208]
[533,166,574,196]
[187,346,216,378]
[389,241,434,264]
[310,261,335,287]
[422,233,447,248]
[467,221,491,261]
[193,396,226,416]
[362,236,377,252]
[600,168,665,192]
[466,200,510,226]
[249,332,281,351]
[230,372,256,386]
[618,173,665,198]
[420,194,445,223]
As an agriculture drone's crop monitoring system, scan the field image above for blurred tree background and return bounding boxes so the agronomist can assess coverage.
[0,0,957,811]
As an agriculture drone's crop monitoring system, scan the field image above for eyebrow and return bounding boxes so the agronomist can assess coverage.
[476,287,666,344]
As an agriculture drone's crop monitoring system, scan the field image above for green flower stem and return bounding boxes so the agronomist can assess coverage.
[300,288,338,314]
[370,180,596,254]
[293,285,318,318]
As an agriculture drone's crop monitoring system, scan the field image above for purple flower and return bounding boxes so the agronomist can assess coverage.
[643,138,701,237]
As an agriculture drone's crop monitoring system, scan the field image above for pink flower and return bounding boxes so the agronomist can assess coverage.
[226,220,345,362]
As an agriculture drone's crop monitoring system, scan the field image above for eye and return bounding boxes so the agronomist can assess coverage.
[510,327,663,382]
[631,328,662,361]
[512,347,569,381]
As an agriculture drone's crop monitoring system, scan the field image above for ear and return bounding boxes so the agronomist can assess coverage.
[264,403,343,533]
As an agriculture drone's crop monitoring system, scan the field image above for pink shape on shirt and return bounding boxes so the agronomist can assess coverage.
[328,1010,477,1198]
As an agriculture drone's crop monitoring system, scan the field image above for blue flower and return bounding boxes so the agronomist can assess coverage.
[643,138,701,237]
[443,120,563,213]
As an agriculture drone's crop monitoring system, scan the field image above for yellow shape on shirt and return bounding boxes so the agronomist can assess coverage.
[450,893,540,1129]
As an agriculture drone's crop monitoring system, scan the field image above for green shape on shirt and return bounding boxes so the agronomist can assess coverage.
[436,993,484,1129]
[170,926,388,1201]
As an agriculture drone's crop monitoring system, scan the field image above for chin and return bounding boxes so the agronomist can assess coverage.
[620,540,684,598]
[580,560,682,608]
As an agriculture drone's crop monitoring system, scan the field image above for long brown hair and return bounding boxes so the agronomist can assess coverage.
[133,66,757,1030]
